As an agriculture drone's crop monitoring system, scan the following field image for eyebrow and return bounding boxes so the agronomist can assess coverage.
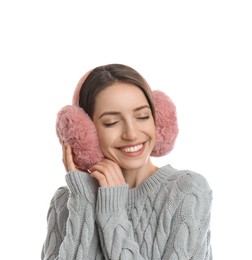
[99,105,151,119]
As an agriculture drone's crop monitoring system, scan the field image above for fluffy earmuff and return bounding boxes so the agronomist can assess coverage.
[56,105,104,170]
[56,72,178,171]
[151,90,178,156]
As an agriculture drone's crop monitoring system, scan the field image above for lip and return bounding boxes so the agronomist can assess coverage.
[117,142,144,149]
[117,142,146,156]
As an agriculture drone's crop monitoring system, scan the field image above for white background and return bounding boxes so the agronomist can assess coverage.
[0,1,251,259]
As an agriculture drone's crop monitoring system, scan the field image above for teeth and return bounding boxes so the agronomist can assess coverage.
[121,144,143,153]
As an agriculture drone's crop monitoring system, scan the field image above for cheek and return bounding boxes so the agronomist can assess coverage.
[148,122,157,146]
[151,126,156,143]
[96,127,116,153]
[148,119,156,137]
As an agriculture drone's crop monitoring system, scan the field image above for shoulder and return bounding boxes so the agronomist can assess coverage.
[177,169,212,195]
[46,187,69,239]
[161,166,213,219]
[161,165,212,196]
[50,186,69,213]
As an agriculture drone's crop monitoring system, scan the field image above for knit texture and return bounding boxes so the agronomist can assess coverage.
[41,165,212,260]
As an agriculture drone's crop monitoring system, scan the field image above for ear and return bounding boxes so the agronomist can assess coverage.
[56,105,103,171]
[151,90,179,156]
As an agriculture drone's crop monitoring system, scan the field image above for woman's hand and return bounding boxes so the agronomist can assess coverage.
[62,143,77,172]
[89,159,126,188]
[62,144,125,187]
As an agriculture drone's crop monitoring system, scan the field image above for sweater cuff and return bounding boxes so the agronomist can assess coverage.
[96,185,128,214]
[65,171,98,196]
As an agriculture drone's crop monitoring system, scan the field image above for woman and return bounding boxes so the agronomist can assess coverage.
[41,64,212,259]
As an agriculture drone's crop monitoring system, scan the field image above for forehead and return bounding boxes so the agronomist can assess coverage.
[94,82,149,113]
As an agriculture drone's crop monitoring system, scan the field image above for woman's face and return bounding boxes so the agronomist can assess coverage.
[93,82,156,171]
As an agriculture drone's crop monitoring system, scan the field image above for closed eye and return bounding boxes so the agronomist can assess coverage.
[137,116,150,120]
[103,121,118,127]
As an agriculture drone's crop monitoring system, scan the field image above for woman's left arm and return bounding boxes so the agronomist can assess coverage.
[163,172,213,260]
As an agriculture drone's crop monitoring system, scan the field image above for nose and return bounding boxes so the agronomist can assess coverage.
[122,120,137,140]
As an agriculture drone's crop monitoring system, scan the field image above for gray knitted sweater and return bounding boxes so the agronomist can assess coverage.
[41,164,212,260]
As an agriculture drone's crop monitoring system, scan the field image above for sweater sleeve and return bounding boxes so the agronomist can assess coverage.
[41,187,69,260]
[95,185,145,260]
[41,171,101,260]
[163,171,213,260]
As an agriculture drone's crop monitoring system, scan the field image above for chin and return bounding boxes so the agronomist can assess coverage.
[118,157,150,171]
[108,147,153,170]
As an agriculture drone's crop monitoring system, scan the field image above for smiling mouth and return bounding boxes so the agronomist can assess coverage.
[120,144,144,153]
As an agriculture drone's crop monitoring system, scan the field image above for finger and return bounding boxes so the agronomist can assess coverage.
[90,163,117,186]
[99,159,126,184]
[62,144,68,171]
[65,144,77,172]
[90,160,125,186]
[90,171,108,187]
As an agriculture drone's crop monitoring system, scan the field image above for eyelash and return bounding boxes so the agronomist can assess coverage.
[104,122,118,127]
[137,116,150,120]
[103,116,150,127]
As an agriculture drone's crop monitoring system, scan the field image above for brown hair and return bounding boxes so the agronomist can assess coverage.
[79,64,155,120]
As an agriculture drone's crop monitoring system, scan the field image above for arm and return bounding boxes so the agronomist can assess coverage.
[89,159,144,259]
[163,172,213,260]
[41,171,100,260]
[41,187,69,260]
[95,185,145,260]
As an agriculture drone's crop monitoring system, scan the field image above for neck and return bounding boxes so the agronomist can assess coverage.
[122,159,159,189]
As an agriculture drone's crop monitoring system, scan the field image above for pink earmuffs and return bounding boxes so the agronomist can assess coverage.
[56,70,178,171]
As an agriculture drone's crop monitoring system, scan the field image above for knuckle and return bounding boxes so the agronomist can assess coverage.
[99,175,106,181]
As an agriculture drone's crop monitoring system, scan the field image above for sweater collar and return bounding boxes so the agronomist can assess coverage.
[127,164,177,204]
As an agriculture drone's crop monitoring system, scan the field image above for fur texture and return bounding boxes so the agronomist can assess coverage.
[56,105,103,170]
[151,90,178,156]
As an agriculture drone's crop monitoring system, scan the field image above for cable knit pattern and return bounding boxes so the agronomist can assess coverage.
[42,165,212,260]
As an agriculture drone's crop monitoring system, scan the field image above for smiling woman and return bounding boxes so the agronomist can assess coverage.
[92,83,157,186]
[41,64,213,260]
